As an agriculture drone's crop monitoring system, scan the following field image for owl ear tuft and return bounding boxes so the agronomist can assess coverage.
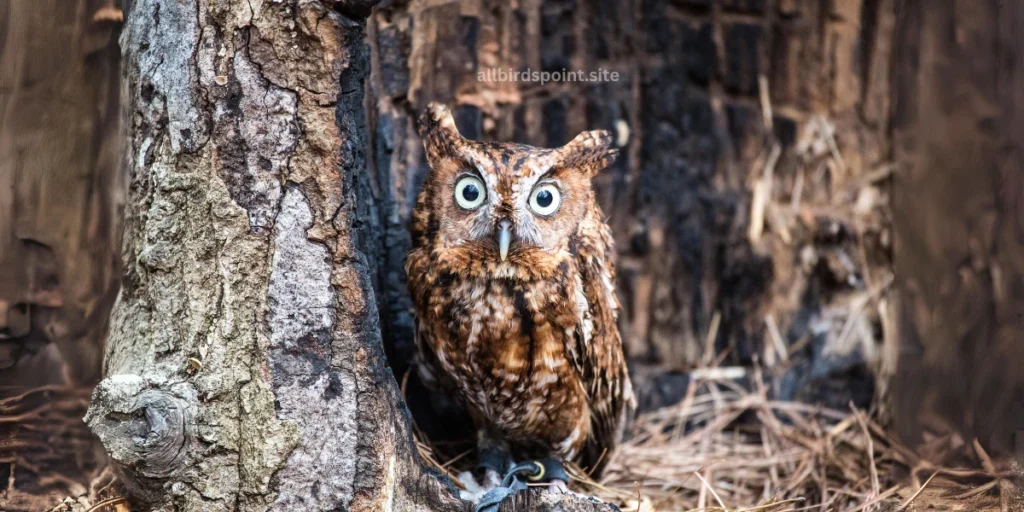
[418,102,462,147]
[557,130,619,177]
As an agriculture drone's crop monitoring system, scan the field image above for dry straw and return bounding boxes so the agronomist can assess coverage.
[417,373,1012,511]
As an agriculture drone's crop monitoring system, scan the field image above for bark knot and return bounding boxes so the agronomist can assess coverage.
[85,375,195,503]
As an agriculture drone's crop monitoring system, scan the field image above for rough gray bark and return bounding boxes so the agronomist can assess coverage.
[84,1,611,510]
[497,490,613,512]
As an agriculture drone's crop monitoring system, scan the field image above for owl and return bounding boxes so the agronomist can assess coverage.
[405,103,635,484]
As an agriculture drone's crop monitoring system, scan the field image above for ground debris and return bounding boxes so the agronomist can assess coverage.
[0,386,113,512]
[418,375,1012,512]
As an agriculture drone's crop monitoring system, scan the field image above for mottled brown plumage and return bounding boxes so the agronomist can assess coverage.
[406,103,634,476]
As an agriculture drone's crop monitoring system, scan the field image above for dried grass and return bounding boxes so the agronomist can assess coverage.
[417,373,1010,511]
[576,376,899,511]
[0,387,101,494]
[0,386,117,511]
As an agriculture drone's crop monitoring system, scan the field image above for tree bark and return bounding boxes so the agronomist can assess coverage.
[889,0,1024,455]
[0,0,121,387]
[84,1,610,510]
[0,2,120,509]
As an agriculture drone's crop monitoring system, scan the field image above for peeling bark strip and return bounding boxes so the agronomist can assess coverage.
[86,1,469,510]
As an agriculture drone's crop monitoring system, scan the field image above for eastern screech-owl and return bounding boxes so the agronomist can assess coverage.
[406,103,635,478]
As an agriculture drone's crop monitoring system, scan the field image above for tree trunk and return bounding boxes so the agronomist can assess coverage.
[84,1,609,510]
[0,0,121,387]
[0,2,120,507]
[889,0,1024,456]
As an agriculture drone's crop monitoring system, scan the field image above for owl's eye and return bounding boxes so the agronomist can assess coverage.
[529,183,562,216]
[454,175,487,210]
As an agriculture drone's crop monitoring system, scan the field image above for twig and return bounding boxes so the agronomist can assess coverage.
[695,470,729,511]
[759,75,773,133]
[949,479,999,500]
[764,314,789,363]
[749,144,782,244]
[852,407,879,505]
[86,496,129,512]
[690,367,747,381]
[816,116,846,177]
[973,439,1010,512]
[702,311,722,367]
[791,168,804,212]
[846,485,901,512]
[894,472,938,511]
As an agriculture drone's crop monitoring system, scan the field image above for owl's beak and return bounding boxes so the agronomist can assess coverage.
[497,220,513,261]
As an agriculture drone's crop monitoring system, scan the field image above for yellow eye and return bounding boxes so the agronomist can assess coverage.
[529,183,561,216]
[454,175,487,210]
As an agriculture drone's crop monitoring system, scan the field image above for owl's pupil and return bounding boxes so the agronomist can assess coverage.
[462,184,480,202]
[536,190,553,207]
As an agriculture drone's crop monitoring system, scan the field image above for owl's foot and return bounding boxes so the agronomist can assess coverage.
[459,448,512,502]
[471,461,537,512]
[458,467,503,502]
[469,458,575,511]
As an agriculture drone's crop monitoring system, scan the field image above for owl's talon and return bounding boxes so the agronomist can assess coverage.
[481,468,502,490]
[458,468,503,502]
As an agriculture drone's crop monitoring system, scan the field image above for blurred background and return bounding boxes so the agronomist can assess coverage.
[2,0,1023,510]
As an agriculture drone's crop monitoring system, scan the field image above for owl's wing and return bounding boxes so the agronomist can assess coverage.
[408,273,460,395]
[413,318,441,390]
[407,192,456,395]
[569,221,636,476]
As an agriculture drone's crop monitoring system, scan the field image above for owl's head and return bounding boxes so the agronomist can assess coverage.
[416,103,618,266]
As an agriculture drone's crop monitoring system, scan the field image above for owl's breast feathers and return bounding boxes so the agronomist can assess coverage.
[406,204,634,474]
